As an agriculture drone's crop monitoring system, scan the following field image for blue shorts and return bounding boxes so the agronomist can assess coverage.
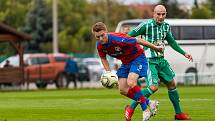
[117,54,148,78]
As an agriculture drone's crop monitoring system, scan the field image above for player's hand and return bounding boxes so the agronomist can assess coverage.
[155,45,165,52]
[102,71,117,79]
[103,71,112,74]
[185,53,193,62]
[103,71,114,76]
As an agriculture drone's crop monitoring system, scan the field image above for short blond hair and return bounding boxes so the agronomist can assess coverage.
[92,22,107,33]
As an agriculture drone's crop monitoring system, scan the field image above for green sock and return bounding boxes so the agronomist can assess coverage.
[168,88,182,114]
[130,88,153,109]
[137,79,142,86]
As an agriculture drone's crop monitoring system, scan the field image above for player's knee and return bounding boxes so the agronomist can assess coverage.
[167,80,177,89]
[149,85,158,92]
[127,79,136,87]
[119,89,127,96]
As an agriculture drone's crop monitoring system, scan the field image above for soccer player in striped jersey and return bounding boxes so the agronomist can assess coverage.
[92,22,164,121]
[126,5,193,120]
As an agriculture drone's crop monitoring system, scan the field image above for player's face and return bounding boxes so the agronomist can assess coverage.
[153,11,166,24]
[123,27,130,34]
[94,30,108,44]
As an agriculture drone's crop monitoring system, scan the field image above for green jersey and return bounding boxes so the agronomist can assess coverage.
[128,18,186,58]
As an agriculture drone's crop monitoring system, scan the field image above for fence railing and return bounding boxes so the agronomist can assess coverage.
[175,72,215,85]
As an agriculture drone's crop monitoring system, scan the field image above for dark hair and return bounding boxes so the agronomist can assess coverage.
[123,25,130,29]
[92,22,107,33]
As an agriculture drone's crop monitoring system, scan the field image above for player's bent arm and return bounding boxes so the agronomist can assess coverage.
[128,22,146,37]
[168,40,193,62]
[166,32,185,55]
[166,32,193,61]
[100,57,111,72]
[136,38,164,52]
[128,30,139,37]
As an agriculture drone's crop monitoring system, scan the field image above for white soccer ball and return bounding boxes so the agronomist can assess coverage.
[100,72,118,89]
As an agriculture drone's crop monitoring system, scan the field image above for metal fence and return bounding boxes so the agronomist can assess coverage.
[175,72,215,85]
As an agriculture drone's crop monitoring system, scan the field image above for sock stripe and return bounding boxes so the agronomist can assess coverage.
[127,85,146,104]
[133,91,142,101]
[147,88,153,94]
[127,86,148,111]
[127,85,141,99]
[168,88,177,92]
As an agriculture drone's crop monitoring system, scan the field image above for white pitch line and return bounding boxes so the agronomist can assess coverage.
[157,98,215,101]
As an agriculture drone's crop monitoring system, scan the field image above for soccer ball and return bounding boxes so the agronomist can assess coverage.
[100,72,118,89]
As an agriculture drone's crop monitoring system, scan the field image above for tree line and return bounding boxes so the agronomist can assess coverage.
[0,0,215,56]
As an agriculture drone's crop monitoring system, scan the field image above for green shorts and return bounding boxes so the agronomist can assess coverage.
[146,57,175,86]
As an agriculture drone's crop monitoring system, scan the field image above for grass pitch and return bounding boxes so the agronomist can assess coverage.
[0,86,215,121]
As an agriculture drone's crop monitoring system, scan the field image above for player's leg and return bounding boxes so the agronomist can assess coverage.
[117,54,150,105]
[126,72,151,121]
[117,72,150,111]
[166,80,182,114]
[118,54,153,121]
[117,65,150,109]
[159,59,191,120]
[144,62,160,116]
[118,78,129,96]
[126,54,154,121]
[125,80,153,121]
[118,75,151,120]
[118,77,135,121]
[126,73,149,109]
[166,80,191,120]
[143,63,160,98]
[128,61,159,115]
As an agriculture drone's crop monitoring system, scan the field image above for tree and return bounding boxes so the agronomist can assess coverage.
[23,0,52,52]
[0,0,31,58]
[0,0,145,55]
[206,0,215,18]
[190,6,212,19]
[194,0,199,8]
[159,0,189,18]
[57,0,92,53]
[0,42,16,59]
[0,0,31,27]
[57,0,138,54]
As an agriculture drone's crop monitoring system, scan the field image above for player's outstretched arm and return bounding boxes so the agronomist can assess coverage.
[100,57,111,71]
[166,32,193,62]
[136,38,164,52]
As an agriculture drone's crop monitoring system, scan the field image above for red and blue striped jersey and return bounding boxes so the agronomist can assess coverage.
[96,32,144,64]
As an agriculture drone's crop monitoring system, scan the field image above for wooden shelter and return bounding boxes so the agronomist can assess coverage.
[0,22,31,84]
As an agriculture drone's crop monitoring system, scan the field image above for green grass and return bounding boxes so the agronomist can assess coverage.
[0,86,215,121]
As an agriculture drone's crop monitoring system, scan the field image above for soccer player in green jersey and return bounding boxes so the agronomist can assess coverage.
[125,5,193,120]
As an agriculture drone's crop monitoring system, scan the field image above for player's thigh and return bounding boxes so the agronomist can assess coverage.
[117,65,130,94]
[116,64,130,78]
[145,63,159,86]
[118,78,129,95]
[130,54,148,78]
[158,59,175,84]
